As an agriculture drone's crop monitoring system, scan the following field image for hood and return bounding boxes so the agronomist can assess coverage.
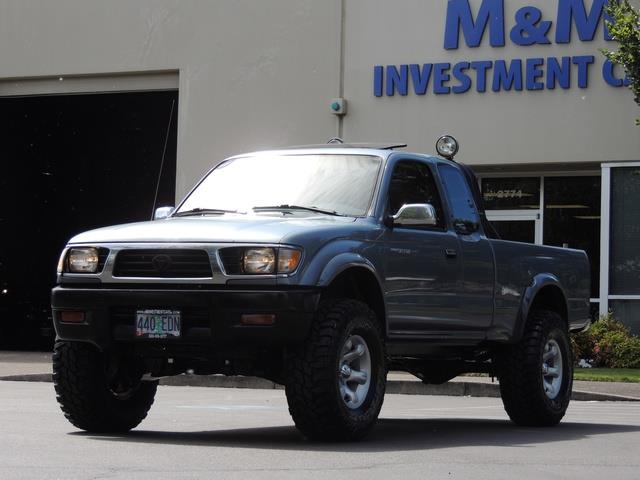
[68,214,359,245]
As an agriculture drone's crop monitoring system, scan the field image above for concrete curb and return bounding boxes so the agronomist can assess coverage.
[0,374,53,383]
[1,373,638,402]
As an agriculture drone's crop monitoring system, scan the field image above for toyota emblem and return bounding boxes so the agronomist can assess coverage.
[151,254,172,272]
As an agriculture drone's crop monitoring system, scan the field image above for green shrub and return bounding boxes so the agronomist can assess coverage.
[571,314,640,369]
[571,326,595,362]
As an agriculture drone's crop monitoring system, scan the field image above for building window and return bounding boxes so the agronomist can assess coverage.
[482,177,541,245]
[600,163,640,332]
[609,167,640,297]
[543,177,601,299]
[609,301,640,335]
[481,177,540,210]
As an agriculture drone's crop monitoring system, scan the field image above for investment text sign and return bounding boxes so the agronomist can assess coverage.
[373,0,630,96]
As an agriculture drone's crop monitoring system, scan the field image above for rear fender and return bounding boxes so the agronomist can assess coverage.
[514,273,568,341]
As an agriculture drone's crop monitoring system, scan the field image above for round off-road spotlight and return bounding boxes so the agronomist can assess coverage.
[436,135,459,160]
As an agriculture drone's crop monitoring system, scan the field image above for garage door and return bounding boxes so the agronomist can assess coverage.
[0,90,178,347]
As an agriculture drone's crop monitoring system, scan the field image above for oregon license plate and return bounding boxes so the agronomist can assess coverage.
[135,309,181,339]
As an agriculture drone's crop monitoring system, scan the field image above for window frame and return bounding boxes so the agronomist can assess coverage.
[600,162,640,317]
[383,157,448,232]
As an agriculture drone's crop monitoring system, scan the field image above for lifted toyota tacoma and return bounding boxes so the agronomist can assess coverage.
[52,137,590,440]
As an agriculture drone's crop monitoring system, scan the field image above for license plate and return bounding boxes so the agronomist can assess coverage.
[135,309,181,339]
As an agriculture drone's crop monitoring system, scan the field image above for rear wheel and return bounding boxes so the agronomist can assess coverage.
[53,341,157,432]
[285,299,387,441]
[498,309,573,426]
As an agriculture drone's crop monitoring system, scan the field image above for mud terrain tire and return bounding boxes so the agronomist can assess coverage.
[499,309,573,426]
[285,299,387,441]
[53,341,157,432]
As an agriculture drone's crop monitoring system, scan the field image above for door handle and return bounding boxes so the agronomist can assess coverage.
[445,248,457,258]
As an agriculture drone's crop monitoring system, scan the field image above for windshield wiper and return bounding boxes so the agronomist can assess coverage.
[252,205,342,216]
[173,208,240,217]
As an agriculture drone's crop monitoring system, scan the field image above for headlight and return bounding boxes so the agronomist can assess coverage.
[243,248,276,274]
[67,247,100,273]
[220,247,303,275]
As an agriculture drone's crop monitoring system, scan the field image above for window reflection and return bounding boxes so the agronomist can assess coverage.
[482,178,540,210]
[610,168,640,296]
[544,177,601,298]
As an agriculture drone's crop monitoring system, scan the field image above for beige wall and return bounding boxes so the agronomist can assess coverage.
[0,0,638,200]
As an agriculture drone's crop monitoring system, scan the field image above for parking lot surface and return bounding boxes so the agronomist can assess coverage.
[1,381,639,479]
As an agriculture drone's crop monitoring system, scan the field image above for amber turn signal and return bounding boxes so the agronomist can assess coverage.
[277,249,302,273]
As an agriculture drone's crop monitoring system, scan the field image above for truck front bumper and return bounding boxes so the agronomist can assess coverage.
[51,285,321,351]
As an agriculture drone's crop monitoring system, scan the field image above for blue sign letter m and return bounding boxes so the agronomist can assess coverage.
[444,0,505,49]
[556,0,612,43]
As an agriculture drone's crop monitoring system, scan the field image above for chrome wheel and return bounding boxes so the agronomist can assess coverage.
[542,339,563,399]
[338,334,371,409]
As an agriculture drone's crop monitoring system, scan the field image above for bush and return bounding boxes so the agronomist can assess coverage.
[571,314,640,368]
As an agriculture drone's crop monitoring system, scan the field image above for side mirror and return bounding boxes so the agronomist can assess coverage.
[390,203,437,227]
[154,206,174,220]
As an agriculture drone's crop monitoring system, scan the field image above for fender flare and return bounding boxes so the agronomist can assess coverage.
[315,253,388,334]
[317,253,383,289]
[514,273,568,341]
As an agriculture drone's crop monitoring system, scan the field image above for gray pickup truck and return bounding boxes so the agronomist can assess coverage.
[52,137,590,441]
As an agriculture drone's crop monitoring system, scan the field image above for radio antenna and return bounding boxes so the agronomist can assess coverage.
[151,98,176,220]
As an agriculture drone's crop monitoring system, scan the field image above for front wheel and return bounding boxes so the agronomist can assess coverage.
[285,299,387,441]
[53,341,157,432]
[498,309,573,426]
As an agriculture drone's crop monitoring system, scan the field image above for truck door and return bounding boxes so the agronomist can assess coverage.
[383,160,462,336]
[437,163,495,330]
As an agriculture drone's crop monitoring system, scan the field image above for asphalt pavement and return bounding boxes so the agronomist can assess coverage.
[1,381,640,479]
[1,350,639,401]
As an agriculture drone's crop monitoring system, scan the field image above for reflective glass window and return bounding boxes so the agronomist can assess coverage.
[609,167,640,295]
[544,176,601,298]
[482,177,540,210]
[610,300,640,335]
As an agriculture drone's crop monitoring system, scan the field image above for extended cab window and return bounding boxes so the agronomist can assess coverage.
[388,161,444,228]
[438,163,480,234]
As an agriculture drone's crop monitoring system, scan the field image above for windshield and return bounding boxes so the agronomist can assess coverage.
[176,154,382,217]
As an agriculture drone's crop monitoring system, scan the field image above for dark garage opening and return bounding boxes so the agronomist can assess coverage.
[0,90,178,349]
